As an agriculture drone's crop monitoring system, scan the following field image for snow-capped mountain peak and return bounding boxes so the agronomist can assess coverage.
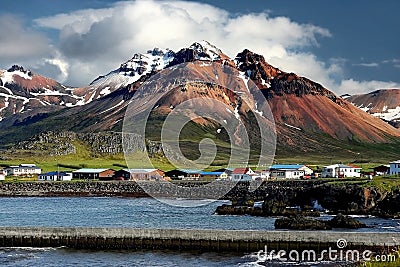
[89,40,228,91]
[189,40,223,61]
[0,65,33,86]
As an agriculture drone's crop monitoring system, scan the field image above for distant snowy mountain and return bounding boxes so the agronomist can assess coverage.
[347,89,400,128]
[0,65,84,123]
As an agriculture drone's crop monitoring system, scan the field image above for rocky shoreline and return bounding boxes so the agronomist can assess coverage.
[0,181,148,197]
[1,179,400,219]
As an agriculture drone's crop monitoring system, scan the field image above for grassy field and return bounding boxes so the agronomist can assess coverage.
[0,151,396,174]
[0,131,399,173]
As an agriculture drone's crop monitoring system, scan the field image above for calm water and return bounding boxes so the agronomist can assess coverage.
[0,197,399,266]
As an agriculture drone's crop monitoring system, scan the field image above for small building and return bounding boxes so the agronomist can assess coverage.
[38,172,72,181]
[254,170,270,180]
[4,164,42,177]
[321,164,361,178]
[390,160,400,175]
[0,169,5,181]
[164,169,200,180]
[114,169,165,180]
[231,168,254,182]
[373,165,390,176]
[199,171,228,180]
[72,168,115,180]
[269,164,306,179]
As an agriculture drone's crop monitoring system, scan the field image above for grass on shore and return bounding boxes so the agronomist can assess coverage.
[1,135,399,174]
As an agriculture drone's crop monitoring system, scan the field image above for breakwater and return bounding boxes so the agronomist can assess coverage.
[0,180,325,199]
[0,227,399,253]
[0,181,148,197]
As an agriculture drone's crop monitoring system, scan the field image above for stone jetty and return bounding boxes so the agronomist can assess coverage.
[0,227,399,253]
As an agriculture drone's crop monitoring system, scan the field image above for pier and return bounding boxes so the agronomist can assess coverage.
[0,227,399,253]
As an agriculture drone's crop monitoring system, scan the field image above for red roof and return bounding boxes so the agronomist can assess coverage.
[232,168,250,174]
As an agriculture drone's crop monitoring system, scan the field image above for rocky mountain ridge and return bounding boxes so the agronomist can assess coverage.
[0,41,399,159]
[347,89,400,128]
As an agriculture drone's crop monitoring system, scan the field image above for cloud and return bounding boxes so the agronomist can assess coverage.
[0,15,71,83]
[0,15,50,61]
[353,62,379,67]
[338,79,400,95]
[382,59,400,69]
[1,0,394,95]
[33,0,332,87]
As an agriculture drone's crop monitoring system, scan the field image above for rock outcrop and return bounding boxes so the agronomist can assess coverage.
[274,213,367,230]
[221,180,400,219]
[275,215,332,230]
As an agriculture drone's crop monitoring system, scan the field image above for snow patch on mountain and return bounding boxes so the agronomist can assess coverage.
[237,71,250,92]
[285,123,302,131]
[0,70,32,85]
[372,106,400,121]
[91,48,175,89]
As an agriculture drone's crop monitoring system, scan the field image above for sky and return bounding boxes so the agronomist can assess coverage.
[0,0,399,95]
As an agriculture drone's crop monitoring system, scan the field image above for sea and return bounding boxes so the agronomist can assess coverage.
[0,197,399,267]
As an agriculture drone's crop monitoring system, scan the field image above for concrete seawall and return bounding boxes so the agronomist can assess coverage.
[0,227,399,253]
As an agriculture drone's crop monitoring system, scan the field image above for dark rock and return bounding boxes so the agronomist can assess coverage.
[214,204,264,216]
[262,193,290,215]
[274,215,331,230]
[329,213,367,229]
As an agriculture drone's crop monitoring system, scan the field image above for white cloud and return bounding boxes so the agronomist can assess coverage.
[353,62,379,67]
[34,0,332,87]
[2,0,395,95]
[0,15,50,60]
[338,79,400,95]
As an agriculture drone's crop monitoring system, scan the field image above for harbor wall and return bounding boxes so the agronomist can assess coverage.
[0,227,399,253]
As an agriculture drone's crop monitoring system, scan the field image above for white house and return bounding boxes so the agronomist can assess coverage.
[321,164,361,178]
[5,164,42,176]
[38,172,72,181]
[0,169,5,181]
[199,171,228,180]
[269,164,306,179]
[231,168,254,182]
[390,160,400,175]
[254,170,270,180]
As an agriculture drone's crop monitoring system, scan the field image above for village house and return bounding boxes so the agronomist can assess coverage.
[254,170,270,180]
[72,168,115,180]
[114,169,165,180]
[269,164,309,179]
[231,168,254,182]
[199,171,228,180]
[38,172,72,181]
[0,169,5,181]
[373,165,390,176]
[390,160,400,175]
[4,164,42,177]
[321,164,361,178]
[164,169,201,180]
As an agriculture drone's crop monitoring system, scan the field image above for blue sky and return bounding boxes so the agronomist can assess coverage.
[0,0,399,94]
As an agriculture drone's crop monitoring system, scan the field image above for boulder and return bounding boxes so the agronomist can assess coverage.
[329,213,367,229]
[214,204,264,216]
[274,215,331,230]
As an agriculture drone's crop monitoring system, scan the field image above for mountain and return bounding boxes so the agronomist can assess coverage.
[0,65,96,128]
[347,89,400,128]
[0,41,399,162]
